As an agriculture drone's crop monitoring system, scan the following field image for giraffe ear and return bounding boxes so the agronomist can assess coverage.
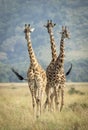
[48,20,50,23]
[25,24,27,27]
[65,26,67,31]
[30,28,35,32]
[50,20,52,23]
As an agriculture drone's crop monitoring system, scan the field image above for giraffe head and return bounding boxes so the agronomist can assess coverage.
[44,20,56,33]
[24,24,35,39]
[60,26,70,39]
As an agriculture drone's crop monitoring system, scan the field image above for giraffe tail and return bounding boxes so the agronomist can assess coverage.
[11,68,27,81]
[65,63,72,76]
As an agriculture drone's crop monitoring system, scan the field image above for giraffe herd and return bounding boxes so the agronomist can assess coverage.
[12,20,72,118]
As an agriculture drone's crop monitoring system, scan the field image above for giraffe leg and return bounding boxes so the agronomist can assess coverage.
[43,97,48,111]
[40,88,43,115]
[36,88,40,118]
[43,88,51,112]
[48,88,53,111]
[30,87,36,117]
[54,94,59,111]
[50,90,55,111]
[36,83,43,118]
[43,87,52,112]
[60,85,65,112]
[43,93,50,111]
[54,86,60,111]
[36,96,42,118]
[36,98,40,118]
[32,96,36,116]
[43,86,50,111]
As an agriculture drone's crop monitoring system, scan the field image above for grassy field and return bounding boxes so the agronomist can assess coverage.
[0,83,88,130]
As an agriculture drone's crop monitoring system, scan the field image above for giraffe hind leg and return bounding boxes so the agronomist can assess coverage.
[60,86,64,112]
[43,89,51,112]
[54,86,60,111]
[30,87,36,117]
[43,97,48,111]
[43,87,51,111]
[50,92,55,111]
[32,97,36,117]
[36,86,42,118]
[36,98,41,118]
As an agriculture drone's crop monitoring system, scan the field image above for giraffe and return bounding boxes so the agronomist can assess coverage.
[44,25,70,111]
[44,20,57,110]
[54,26,70,111]
[24,24,46,118]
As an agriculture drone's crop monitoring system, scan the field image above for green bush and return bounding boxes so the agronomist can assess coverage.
[68,87,85,95]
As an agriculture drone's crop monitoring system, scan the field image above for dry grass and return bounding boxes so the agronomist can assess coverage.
[0,83,88,130]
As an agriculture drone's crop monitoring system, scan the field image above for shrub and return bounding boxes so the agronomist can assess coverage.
[68,87,85,95]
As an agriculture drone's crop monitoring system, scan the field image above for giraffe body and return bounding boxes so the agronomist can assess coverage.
[24,24,46,117]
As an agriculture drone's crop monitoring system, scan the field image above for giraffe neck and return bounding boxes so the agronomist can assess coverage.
[27,34,38,69]
[49,29,57,61]
[56,37,65,70]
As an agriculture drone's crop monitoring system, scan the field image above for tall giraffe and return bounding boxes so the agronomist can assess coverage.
[44,20,57,110]
[24,24,46,118]
[54,26,70,111]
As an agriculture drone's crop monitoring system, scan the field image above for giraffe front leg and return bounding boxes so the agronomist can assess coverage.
[60,85,65,112]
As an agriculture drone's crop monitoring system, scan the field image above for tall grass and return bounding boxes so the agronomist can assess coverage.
[0,83,88,130]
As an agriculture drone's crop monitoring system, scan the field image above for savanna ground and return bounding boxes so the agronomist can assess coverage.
[0,82,88,130]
